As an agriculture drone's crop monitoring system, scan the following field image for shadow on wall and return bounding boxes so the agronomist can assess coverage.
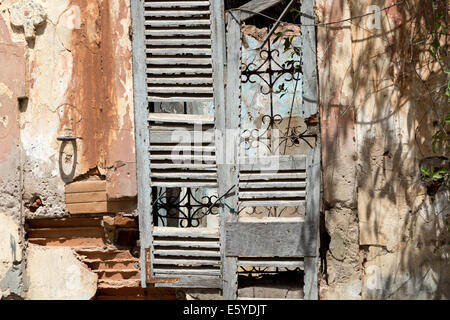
[321,0,449,299]
[58,139,78,183]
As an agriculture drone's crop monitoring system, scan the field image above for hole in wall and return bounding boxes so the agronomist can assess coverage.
[26,195,44,213]
[18,97,28,113]
[238,269,304,298]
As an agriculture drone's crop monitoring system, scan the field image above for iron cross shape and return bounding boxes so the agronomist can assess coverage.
[9,0,47,40]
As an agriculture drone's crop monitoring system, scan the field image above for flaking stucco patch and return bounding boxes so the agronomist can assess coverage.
[25,245,97,300]
[0,213,22,279]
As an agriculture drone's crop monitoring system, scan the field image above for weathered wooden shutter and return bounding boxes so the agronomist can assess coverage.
[132,0,225,289]
[144,0,214,102]
[132,0,320,298]
[220,1,320,300]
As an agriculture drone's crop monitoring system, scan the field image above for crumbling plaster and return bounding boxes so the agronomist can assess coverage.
[0,2,26,298]
[318,0,449,299]
[24,245,97,300]
[4,0,137,218]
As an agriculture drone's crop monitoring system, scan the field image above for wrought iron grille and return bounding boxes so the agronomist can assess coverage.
[240,26,316,155]
[152,187,220,228]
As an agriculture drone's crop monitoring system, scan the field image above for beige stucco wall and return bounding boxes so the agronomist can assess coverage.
[318,0,449,299]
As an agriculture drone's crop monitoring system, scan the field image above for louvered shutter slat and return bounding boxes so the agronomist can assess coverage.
[145,0,214,102]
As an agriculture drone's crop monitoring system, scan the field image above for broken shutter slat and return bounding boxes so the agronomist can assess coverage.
[238,0,283,21]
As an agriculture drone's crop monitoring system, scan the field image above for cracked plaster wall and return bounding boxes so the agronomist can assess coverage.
[0,0,135,299]
[317,0,449,299]
[6,0,136,218]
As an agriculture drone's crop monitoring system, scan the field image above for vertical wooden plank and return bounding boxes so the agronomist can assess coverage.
[218,9,241,300]
[301,0,318,118]
[304,145,320,300]
[131,0,153,288]
[210,0,228,297]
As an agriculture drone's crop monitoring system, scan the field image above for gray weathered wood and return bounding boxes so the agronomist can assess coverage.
[151,171,217,180]
[239,190,306,199]
[153,240,220,249]
[146,29,211,37]
[146,48,212,56]
[149,154,216,162]
[144,10,210,18]
[146,68,213,76]
[238,0,282,21]
[154,249,221,258]
[145,38,212,46]
[153,258,220,267]
[239,181,307,189]
[149,145,215,153]
[303,145,321,300]
[219,8,241,300]
[240,172,306,181]
[301,0,318,118]
[149,131,215,144]
[151,181,218,188]
[304,257,319,300]
[239,259,304,268]
[130,0,152,288]
[145,19,210,27]
[225,219,315,257]
[147,57,212,65]
[239,199,306,207]
[153,269,220,276]
[239,155,306,171]
[154,275,221,288]
[149,113,214,125]
[148,87,214,95]
[147,77,213,85]
[153,226,219,238]
[150,163,216,169]
[144,1,211,9]
[147,96,213,103]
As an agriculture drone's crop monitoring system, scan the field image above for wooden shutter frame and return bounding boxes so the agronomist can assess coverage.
[132,0,320,298]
